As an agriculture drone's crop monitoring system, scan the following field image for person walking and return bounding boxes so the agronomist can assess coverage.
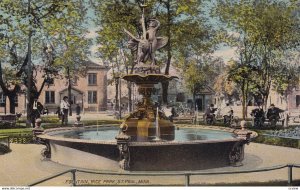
[60,96,70,126]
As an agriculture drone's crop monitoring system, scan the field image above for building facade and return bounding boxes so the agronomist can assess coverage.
[0,61,109,114]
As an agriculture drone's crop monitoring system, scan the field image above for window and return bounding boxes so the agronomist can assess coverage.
[0,93,17,107]
[45,78,54,86]
[14,96,18,107]
[45,91,55,104]
[0,93,5,107]
[296,95,300,107]
[88,91,97,104]
[88,73,97,85]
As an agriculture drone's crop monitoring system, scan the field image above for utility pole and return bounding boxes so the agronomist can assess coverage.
[26,0,33,128]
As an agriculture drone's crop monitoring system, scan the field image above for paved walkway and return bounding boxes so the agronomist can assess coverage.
[0,143,300,186]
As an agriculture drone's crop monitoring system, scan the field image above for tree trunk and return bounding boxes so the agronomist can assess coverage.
[27,96,35,128]
[162,0,172,105]
[245,80,249,118]
[162,81,169,105]
[26,41,33,127]
[192,88,196,110]
[127,81,132,112]
[241,79,246,120]
[67,67,72,116]
[115,78,119,111]
[119,78,122,119]
[263,94,269,111]
[8,94,16,114]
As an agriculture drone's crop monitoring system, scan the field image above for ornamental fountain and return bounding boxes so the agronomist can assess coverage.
[36,3,257,171]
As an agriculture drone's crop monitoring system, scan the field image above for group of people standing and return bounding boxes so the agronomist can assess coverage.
[32,96,81,127]
[56,96,81,126]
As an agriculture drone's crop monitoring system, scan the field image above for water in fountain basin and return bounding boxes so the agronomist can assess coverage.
[53,126,236,142]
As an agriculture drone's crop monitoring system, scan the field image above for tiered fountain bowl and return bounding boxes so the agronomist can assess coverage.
[37,69,257,171]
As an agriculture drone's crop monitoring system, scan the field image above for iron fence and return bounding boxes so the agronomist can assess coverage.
[28,163,300,186]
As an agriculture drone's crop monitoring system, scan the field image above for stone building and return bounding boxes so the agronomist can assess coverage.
[0,61,109,114]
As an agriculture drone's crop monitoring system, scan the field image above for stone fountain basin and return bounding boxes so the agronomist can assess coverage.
[38,125,257,171]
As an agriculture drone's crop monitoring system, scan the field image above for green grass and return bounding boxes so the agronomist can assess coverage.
[18,115,60,123]
[0,119,122,136]
[0,128,32,134]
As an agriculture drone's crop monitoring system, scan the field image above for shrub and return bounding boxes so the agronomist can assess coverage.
[253,130,299,149]
[18,115,60,123]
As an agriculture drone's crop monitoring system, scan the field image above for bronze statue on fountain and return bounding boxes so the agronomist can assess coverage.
[118,4,177,141]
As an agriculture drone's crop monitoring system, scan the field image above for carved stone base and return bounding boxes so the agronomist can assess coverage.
[119,158,130,170]
[39,139,51,159]
[116,132,131,170]
[229,141,245,166]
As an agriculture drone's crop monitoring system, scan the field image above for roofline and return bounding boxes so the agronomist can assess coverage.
[59,87,84,94]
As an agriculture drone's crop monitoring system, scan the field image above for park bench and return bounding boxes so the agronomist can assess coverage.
[289,111,300,123]
[252,112,286,127]
[0,114,16,128]
[264,112,286,127]
[173,115,194,124]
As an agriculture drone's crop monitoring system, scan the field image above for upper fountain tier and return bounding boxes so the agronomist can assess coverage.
[122,74,178,85]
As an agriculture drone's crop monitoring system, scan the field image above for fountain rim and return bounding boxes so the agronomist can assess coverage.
[37,124,258,147]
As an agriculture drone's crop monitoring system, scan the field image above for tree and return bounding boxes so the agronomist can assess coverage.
[93,0,215,106]
[152,0,215,104]
[226,59,257,119]
[272,52,300,102]
[213,0,300,110]
[94,0,142,112]
[47,7,92,115]
[0,34,22,114]
[213,72,239,106]
[179,56,222,109]
[0,0,90,126]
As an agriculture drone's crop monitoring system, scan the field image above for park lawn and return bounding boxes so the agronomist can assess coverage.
[0,128,33,142]
[0,119,122,136]
[0,128,32,135]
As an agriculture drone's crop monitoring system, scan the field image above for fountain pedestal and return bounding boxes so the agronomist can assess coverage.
[120,74,177,141]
